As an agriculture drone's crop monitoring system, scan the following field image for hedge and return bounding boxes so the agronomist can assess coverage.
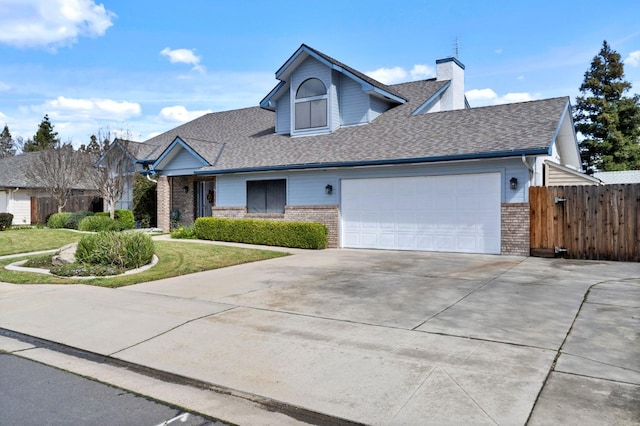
[0,212,13,231]
[195,217,328,249]
[94,210,134,230]
[64,211,94,229]
[115,210,135,230]
[78,215,123,232]
[47,212,72,229]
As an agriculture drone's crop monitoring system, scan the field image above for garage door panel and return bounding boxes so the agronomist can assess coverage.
[341,173,501,254]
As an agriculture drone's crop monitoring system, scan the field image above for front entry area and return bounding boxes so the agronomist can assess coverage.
[340,173,501,254]
[196,180,216,218]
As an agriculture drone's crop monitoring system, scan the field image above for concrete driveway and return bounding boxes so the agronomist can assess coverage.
[1,246,639,424]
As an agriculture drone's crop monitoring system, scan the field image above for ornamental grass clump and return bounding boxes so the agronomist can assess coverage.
[76,231,154,269]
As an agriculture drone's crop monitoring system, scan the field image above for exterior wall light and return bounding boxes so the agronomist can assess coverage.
[183,185,189,193]
[325,184,333,195]
[510,177,518,190]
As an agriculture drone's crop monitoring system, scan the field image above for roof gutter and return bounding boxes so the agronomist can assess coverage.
[194,148,550,176]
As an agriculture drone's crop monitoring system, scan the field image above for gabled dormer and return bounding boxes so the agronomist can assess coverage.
[260,44,407,137]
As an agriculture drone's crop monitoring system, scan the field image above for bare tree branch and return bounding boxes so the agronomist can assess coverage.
[24,145,96,213]
[90,139,137,219]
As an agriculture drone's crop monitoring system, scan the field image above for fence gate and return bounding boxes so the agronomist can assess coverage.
[529,185,640,262]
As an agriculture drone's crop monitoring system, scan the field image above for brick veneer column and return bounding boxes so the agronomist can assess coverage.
[501,203,530,256]
[284,205,339,248]
[157,175,170,232]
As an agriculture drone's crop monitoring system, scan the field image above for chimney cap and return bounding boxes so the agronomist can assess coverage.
[435,57,465,70]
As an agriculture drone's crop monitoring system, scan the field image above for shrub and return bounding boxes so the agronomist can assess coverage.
[170,225,197,239]
[76,231,154,269]
[64,211,94,229]
[133,172,157,227]
[114,209,135,230]
[195,217,328,249]
[0,212,13,231]
[95,212,109,217]
[47,212,72,229]
[78,215,122,232]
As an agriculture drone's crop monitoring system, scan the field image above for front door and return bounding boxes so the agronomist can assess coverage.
[197,180,215,218]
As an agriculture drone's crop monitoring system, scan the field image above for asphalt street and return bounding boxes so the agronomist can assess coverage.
[0,353,226,426]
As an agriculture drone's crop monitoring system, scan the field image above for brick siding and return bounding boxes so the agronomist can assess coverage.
[171,176,195,226]
[501,203,530,256]
[211,205,340,248]
[157,176,171,232]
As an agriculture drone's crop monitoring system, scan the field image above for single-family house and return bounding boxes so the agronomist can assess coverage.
[0,152,99,225]
[136,44,596,255]
[593,170,640,185]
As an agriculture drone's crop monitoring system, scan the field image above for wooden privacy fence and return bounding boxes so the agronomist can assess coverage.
[530,185,640,262]
[31,195,103,224]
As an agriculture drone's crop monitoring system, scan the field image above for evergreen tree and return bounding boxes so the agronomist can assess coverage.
[0,124,16,158]
[574,41,640,172]
[78,134,103,154]
[23,114,60,152]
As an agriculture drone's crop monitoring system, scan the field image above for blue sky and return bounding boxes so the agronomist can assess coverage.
[1,0,639,147]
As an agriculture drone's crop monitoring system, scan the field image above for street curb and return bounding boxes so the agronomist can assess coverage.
[0,328,364,426]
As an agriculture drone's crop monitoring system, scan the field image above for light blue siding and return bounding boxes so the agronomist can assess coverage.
[370,96,391,121]
[290,57,332,136]
[275,93,290,134]
[339,74,369,125]
[160,147,206,176]
[215,158,530,207]
[330,70,341,131]
[291,57,331,91]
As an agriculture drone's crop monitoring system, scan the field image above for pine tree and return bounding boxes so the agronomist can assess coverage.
[0,124,16,158]
[78,134,103,154]
[23,114,60,152]
[573,41,640,172]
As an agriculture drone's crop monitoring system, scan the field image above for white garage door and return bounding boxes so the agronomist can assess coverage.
[341,173,501,254]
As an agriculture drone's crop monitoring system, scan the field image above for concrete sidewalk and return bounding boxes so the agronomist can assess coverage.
[1,249,638,425]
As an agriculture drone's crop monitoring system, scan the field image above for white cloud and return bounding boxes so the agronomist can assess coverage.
[625,50,640,67]
[0,81,10,91]
[465,88,499,103]
[496,92,535,104]
[465,88,538,106]
[410,64,435,80]
[366,64,434,85]
[495,49,503,54]
[159,105,212,123]
[0,0,116,49]
[43,96,141,120]
[366,67,406,84]
[161,47,205,73]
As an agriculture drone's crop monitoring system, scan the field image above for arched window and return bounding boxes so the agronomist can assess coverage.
[295,78,327,130]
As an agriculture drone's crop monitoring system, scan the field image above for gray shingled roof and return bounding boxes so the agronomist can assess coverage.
[0,151,97,190]
[142,79,569,174]
[593,170,640,184]
[0,152,38,188]
[300,44,407,102]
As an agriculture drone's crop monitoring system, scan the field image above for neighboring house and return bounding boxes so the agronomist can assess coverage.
[593,170,640,185]
[96,139,157,211]
[543,161,602,186]
[135,44,595,255]
[0,152,98,225]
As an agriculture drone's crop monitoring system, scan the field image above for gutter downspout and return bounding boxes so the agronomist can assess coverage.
[521,154,535,184]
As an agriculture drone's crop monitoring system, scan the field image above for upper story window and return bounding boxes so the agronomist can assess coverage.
[295,78,327,130]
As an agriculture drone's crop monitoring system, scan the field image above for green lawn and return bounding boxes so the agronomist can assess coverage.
[0,228,83,256]
[0,229,288,287]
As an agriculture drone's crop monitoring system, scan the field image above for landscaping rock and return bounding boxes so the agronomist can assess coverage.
[52,243,77,266]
